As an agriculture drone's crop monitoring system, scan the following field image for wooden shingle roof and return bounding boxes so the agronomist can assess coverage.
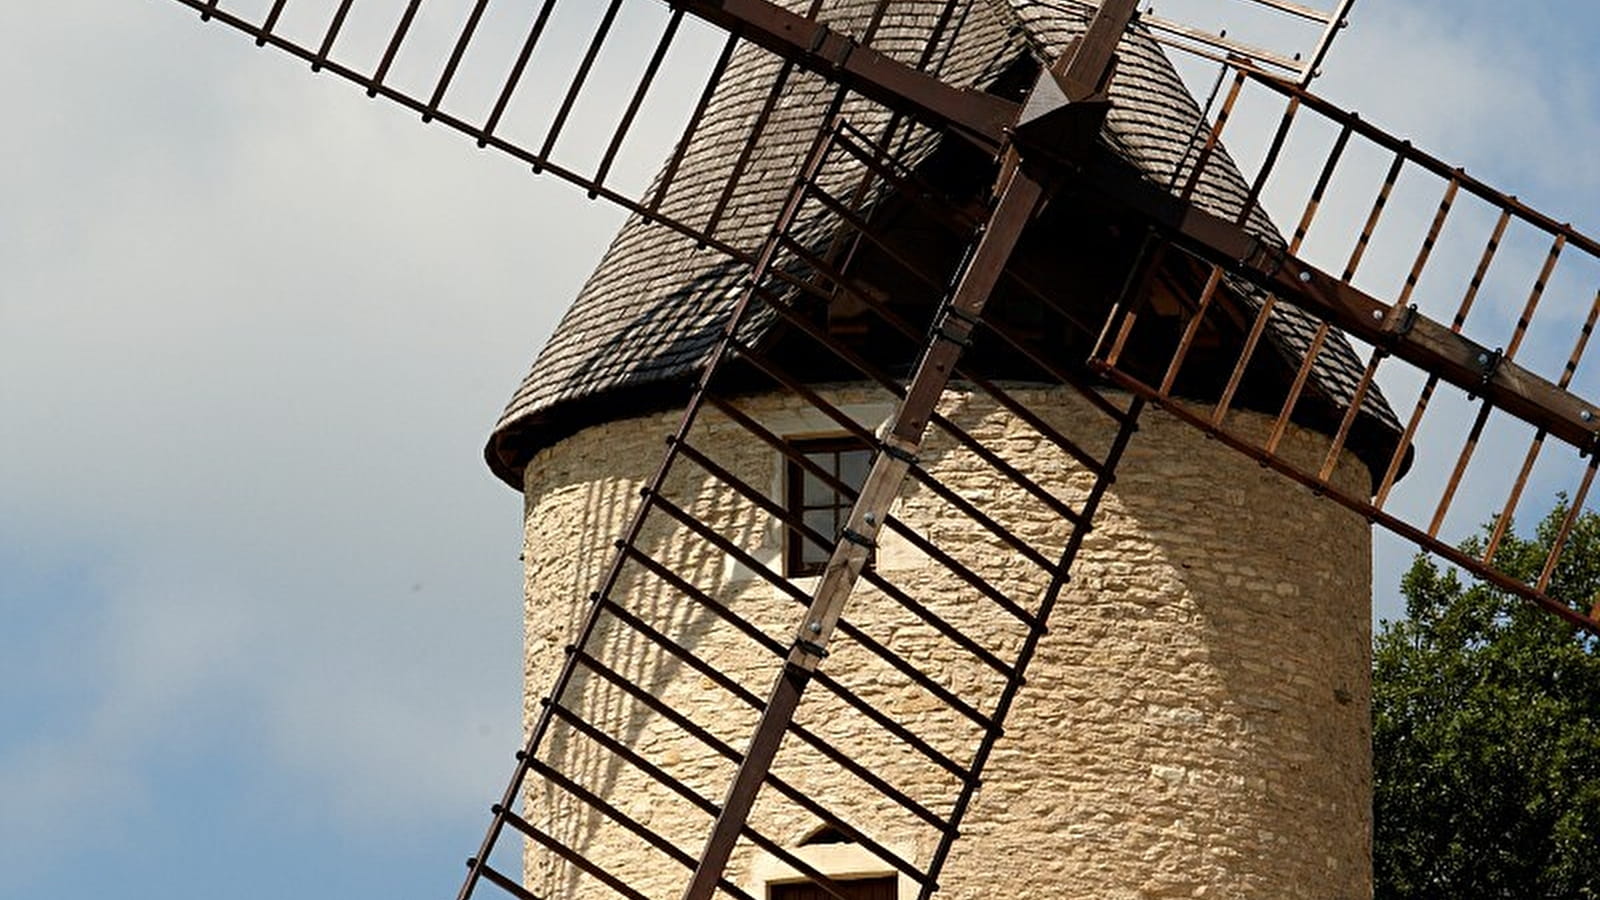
[486,0,1399,488]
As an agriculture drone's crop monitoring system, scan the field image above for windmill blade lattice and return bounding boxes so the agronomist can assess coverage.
[173,0,1016,263]
[471,116,1145,900]
[158,0,1600,897]
[1082,61,1600,633]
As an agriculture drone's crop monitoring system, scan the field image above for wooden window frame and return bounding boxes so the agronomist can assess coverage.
[783,436,873,578]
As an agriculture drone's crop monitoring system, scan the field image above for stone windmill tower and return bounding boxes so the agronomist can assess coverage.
[168,0,1600,898]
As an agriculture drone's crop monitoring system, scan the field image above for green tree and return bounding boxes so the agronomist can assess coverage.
[1374,500,1600,898]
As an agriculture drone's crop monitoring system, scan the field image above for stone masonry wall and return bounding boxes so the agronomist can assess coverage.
[520,385,1374,899]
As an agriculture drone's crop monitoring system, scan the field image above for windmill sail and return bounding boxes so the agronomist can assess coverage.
[159,1,1600,898]
[1085,64,1600,633]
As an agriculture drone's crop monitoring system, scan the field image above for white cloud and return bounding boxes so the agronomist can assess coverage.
[0,1,626,883]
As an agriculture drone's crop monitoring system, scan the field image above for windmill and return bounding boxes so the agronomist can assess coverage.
[160,0,1600,897]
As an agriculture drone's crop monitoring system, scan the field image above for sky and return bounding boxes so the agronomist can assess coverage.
[2,2,1598,898]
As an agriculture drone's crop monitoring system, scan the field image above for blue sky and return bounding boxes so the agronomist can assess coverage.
[3,2,1598,898]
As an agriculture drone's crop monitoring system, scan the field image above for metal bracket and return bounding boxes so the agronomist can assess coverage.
[792,639,830,660]
[1477,346,1504,385]
[1370,303,1419,361]
[808,26,856,69]
[1246,239,1289,279]
[1465,345,1503,400]
[933,318,975,348]
[879,442,918,465]
[840,527,877,549]
[1392,303,1418,337]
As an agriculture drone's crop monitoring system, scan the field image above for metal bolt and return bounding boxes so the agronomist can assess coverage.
[808,621,822,634]
[1297,270,1313,283]
[864,512,877,526]
[1583,410,1595,423]
[1371,309,1383,320]
[1477,352,1490,365]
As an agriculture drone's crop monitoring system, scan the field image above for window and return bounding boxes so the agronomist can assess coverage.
[770,875,897,900]
[751,827,908,899]
[785,437,873,577]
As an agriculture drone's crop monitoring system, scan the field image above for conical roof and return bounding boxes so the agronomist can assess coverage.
[485,0,1399,488]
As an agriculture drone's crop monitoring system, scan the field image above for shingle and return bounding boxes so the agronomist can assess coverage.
[486,0,1398,486]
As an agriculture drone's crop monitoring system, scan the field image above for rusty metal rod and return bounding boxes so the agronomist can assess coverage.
[1290,122,1353,251]
[1374,207,1511,508]
[858,567,1015,686]
[551,700,932,888]
[1157,265,1225,395]
[1483,286,1600,562]
[651,30,739,214]
[575,647,950,833]
[1313,347,1382,484]
[1177,69,1246,202]
[1205,123,1351,429]
[424,0,491,122]
[1239,95,1303,224]
[728,336,885,444]
[1209,286,1280,430]
[1484,432,1546,563]
[258,0,288,48]
[538,0,626,162]
[523,755,759,900]
[1342,150,1406,281]
[1504,234,1566,360]
[903,464,1068,570]
[1093,231,1166,373]
[1556,288,1600,390]
[474,862,544,900]
[1536,457,1600,594]
[1098,363,1600,634]
[1245,67,1600,259]
[1395,178,1461,302]
[705,60,798,237]
[312,0,355,71]
[592,9,685,192]
[480,0,560,142]
[618,549,788,655]
[1268,175,1457,456]
[368,0,422,92]
[1428,232,1568,533]
[499,806,652,900]
[547,702,722,817]
[880,514,1039,624]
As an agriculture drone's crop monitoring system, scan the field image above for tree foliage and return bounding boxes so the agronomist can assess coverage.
[1374,501,1600,898]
